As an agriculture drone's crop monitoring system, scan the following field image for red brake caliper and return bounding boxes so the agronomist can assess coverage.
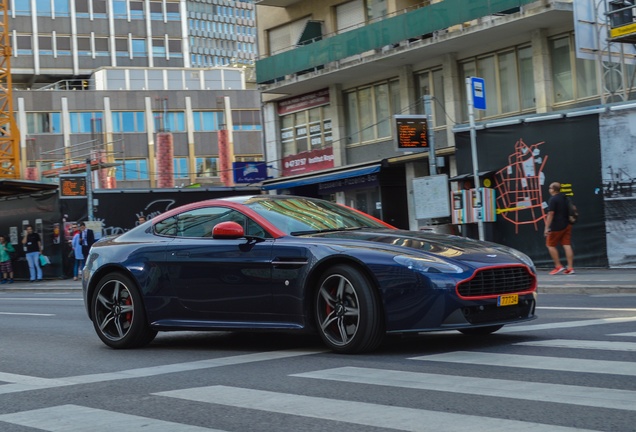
[125,296,132,322]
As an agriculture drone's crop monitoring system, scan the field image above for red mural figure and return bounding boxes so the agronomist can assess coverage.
[494,138,548,233]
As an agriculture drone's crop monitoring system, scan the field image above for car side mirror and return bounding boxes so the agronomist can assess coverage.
[212,221,244,239]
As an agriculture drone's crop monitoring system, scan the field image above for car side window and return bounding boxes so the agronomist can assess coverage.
[153,207,270,238]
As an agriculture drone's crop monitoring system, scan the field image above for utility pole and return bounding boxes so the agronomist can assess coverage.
[465,77,484,241]
[423,95,437,175]
[86,157,93,221]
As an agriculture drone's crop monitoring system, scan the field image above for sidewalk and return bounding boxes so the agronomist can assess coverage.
[1,268,636,294]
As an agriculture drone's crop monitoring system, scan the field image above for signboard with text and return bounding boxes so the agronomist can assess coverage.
[281,147,334,176]
[395,115,428,150]
[59,174,87,199]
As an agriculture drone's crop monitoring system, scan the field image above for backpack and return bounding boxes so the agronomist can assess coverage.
[566,196,578,225]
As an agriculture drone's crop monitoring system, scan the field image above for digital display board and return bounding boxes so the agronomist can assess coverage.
[395,115,428,150]
[59,175,87,199]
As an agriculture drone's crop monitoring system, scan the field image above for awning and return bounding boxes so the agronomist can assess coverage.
[449,170,496,181]
[0,179,58,198]
[261,163,381,191]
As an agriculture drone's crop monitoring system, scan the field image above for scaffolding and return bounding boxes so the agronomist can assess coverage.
[0,0,19,179]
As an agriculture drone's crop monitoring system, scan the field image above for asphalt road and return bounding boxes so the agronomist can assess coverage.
[1,291,635,432]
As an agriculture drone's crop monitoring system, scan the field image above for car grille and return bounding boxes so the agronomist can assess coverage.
[457,266,536,298]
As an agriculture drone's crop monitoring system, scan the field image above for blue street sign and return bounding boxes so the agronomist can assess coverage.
[471,77,486,110]
[233,161,268,184]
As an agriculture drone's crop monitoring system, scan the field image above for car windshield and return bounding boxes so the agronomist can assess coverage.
[246,197,389,235]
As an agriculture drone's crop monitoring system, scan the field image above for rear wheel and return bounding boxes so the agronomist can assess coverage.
[458,325,503,336]
[315,264,384,354]
[91,273,157,349]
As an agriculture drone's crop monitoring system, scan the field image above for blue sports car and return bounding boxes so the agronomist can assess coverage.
[82,195,537,353]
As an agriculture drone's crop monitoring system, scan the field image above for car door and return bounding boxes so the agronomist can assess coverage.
[164,206,274,321]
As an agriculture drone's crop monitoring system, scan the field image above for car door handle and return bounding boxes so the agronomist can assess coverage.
[172,251,190,257]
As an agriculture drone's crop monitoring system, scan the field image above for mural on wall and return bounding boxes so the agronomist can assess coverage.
[456,116,607,268]
[599,111,636,268]
[494,138,548,232]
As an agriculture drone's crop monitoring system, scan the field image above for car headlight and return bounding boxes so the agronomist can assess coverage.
[393,255,464,274]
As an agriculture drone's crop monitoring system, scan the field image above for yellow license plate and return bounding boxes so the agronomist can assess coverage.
[498,294,518,306]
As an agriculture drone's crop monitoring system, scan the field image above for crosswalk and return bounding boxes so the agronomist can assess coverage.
[1,330,635,431]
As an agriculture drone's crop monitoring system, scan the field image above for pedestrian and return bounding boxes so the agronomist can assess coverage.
[0,234,15,284]
[22,225,43,282]
[71,228,84,281]
[78,222,95,259]
[544,182,574,275]
[138,215,146,225]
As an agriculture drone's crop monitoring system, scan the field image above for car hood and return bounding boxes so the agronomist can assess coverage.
[303,229,530,267]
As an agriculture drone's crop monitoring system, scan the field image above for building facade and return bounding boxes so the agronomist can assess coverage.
[9,0,261,188]
[255,0,636,268]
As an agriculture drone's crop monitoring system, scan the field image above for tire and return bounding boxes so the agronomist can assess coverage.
[314,264,384,354]
[458,325,503,336]
[91,272,157,349]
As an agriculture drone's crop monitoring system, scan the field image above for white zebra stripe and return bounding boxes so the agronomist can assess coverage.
[0,404,221,432]
[410,351,636,376]
[292,366,636,411]
[516,339,636,351]
[155,385,598,432]
[500,316,636,333]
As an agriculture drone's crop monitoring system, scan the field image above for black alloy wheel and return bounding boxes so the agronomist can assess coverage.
[91,273,157,349]
[315,264,384,354]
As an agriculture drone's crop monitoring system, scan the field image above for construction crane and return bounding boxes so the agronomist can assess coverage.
[0,0,19,179]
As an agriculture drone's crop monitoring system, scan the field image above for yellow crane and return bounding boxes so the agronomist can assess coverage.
[0,0,19,179]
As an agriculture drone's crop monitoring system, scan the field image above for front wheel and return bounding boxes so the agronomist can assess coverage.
[91,272,157,349]
[458,325,503,336]
[315,264,384,354]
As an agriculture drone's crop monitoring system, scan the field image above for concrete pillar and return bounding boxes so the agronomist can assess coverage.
[329,83,346,167]
[442,52,460,148]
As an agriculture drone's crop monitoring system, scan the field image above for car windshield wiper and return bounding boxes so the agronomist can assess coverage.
[290,227,364,236]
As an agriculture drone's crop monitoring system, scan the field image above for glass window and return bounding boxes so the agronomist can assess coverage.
[358,87,374,142]
[477,55,498,117]
[550,37,573,103]
[294,111,308,153]
[36,0,52,14]
[130,0,144,19]
[15,0,31,15]
[345,79,398,145]
[281,115,295,156]
[374,83,390,139]
[154,206,265,238]
[112,111,145,133]
[431,69,445,126]
[173,157,189,179]
[459,45,536,120]
[115,159,148,181]
[196,157,218,177]
[53,0,69,15]
[113,0,127,17]
[132,39,147,57]
[193,111,223,131]
[345,91,360,145]
[366,0,386,22]
[498,51,520,114]
[518,46,535,110]
[26,113,61,134]
[70,112,103,133]
[576,55,598,99]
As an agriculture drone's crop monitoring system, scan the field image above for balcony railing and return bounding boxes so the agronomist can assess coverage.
[256,0,538,84]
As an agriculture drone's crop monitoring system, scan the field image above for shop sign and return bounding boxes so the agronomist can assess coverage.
[233,162,268,184]
[278,88,330,115]
[318,174,379,194]
[282,147,334,176]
